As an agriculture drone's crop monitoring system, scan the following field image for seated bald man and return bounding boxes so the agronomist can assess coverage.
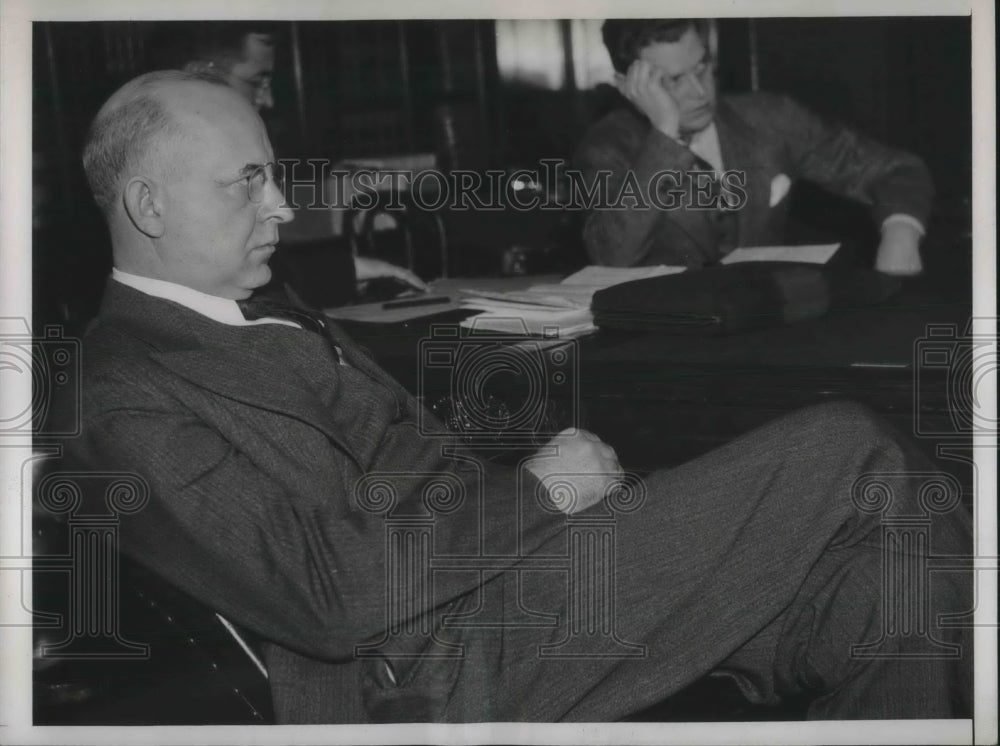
[74,70,971,723]
[150,21,428,295]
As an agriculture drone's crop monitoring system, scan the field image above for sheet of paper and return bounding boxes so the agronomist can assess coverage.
[560,264,687,286]
[720,243,841,265]
[460,265,687,310]
[460,310,596,338]
[458,287,589,308]
[324,276,563,323]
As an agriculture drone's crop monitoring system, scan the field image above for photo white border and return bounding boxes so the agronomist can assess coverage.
[1,0,994,744]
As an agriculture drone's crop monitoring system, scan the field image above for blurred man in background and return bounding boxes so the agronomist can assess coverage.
[576,18,932,274]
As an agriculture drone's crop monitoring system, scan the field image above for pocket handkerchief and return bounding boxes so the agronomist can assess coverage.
[769,174,792,207]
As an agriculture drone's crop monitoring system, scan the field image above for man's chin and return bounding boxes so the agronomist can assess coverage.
[682,107,715,133]
[242,264,272,294]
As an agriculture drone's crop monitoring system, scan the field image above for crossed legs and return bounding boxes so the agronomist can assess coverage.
[439,401,972,721]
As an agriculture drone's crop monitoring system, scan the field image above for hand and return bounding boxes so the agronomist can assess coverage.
[526,429,623,514]
[353,256,429,292]
[614,60,681,140]
[875,221,923,276]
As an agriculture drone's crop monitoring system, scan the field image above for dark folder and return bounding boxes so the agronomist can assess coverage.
[591,262,901,335]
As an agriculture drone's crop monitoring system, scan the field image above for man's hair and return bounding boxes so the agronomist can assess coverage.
[602,19,711,74]
[82,69,229,216]
[147,21,278,71]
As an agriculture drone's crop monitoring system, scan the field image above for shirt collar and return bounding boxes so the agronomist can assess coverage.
[111,269,297,328]
[687,122,724,175]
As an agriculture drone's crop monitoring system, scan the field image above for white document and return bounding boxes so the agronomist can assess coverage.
[457,264,687,337]
[460,264,687,310]
[458,286,591,309]
[459,306,596,337]
[720,243,841,265]
[559,264,687,286]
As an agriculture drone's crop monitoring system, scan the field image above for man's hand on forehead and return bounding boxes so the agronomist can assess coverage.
[614,60,681,140]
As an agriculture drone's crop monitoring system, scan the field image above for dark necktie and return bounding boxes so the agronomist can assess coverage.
[678,135,714,172]
[677,136,739,261]
[237,296,346,363]
[237,297,329,334]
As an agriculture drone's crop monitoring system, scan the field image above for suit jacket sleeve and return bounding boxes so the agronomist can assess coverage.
[77,362,564,664]
[760,93,934,227]
[574,110,700,266]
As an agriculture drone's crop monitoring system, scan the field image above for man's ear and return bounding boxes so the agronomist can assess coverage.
[123,176,166,238]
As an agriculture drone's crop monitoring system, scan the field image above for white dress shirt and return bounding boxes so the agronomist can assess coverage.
[687,122,725,177]
[111,269,300,329]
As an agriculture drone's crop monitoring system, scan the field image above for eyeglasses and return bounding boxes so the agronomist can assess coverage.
[241,161,282,204]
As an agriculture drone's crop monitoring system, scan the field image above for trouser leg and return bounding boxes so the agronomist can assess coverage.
[713,406,972,719]
[442,401,971,721]
[717,513,971,719]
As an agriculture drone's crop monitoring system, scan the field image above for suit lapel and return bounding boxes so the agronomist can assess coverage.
[149,346,362,469]
[666,193,721,260]
[714,99,772,245]
[642,126,720,258]
[274,281,400,391]
[637,105,743,260]
[322,320,382,377]
[98,280,364,469]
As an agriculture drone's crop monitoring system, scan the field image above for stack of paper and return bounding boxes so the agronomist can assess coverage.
[459,264,686,337]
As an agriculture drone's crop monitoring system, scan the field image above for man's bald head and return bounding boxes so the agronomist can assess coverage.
[84,69,291,297]
[82,70,237,217]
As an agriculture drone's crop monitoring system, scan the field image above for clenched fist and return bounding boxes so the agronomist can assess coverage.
[526,428,624,514]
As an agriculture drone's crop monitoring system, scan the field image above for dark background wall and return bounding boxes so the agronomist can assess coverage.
[751,17,971,205]
[31,17,971,332]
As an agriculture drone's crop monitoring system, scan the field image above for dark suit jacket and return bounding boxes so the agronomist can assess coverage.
[73,280,566,722]
[574,92,934,267]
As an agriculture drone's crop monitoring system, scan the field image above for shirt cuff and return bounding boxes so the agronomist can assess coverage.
[881,213,925,236]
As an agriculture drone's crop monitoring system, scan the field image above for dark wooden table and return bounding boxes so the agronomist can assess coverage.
[338,274,974,487]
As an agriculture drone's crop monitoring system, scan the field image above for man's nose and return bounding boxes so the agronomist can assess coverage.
[688,72,707,97]
[259,180,294,224]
